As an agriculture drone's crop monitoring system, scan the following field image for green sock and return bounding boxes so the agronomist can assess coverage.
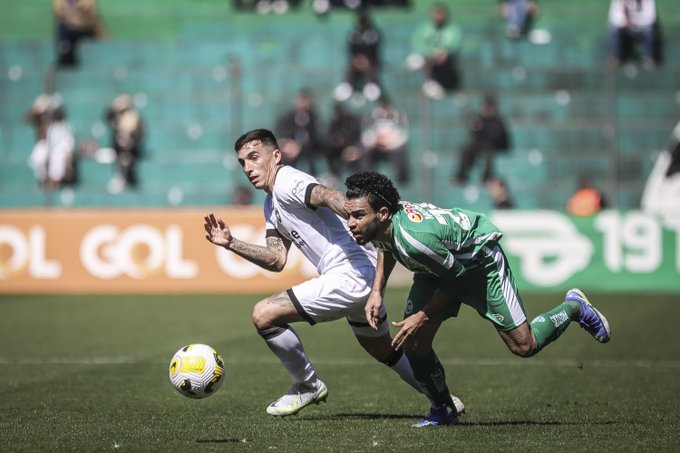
[407,349,452,408]
[529,300,580,352]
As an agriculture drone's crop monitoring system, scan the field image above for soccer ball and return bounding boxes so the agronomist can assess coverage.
[168,344,225,399]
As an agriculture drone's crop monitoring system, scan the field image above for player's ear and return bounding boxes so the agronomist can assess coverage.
[272,147,282,164]
[378,206,390,222]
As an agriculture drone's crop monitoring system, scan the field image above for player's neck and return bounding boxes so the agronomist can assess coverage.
[263,164,283,194]
[377,221,393,243]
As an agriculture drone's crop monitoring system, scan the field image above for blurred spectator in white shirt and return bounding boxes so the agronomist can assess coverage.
[26,94,77,189]
[608,0,658,69]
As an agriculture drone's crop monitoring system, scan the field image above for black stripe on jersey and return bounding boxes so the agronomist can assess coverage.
[287,288,317,325]
[305,183,318,210]
[265,228,280,238]
[347,312,387,328]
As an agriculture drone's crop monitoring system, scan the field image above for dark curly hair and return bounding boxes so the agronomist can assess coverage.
[345,171,401,214]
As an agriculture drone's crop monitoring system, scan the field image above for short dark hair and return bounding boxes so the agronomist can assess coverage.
[345,171,401,214]
[234,128,279,152]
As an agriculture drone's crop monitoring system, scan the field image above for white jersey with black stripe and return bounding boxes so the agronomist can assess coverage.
[264,166,377,274]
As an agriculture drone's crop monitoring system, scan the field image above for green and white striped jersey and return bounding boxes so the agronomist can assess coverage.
[377,201,503,279]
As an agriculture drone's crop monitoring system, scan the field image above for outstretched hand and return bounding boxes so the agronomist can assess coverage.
[364,293,384,331]
[204,213,232,247]
[391,311,428,350]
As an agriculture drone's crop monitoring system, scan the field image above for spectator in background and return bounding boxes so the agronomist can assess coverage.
[405,3,463,101]
[232,185,254,206]
[499,0,538,40]
[641,120,680,215]
[453,95,511,185]
[105,94,145,194]
[326,103,363,180]
[54,0,106,68]
[566,179,607,216]
[608,0,659,69]
[275,89,323,176]
[486,177,514,209]
[333,12,383,102]
[361,94,410,185]
[26,93,77,190]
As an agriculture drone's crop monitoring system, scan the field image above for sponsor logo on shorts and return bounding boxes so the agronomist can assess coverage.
[405,300,414,314]
[492,313,504,323]
[532,316,545,323]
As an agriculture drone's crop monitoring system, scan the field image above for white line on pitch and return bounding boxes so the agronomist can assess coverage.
[1,357,679,369]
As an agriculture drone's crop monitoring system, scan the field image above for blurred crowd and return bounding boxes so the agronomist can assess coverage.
[25,0,671,212]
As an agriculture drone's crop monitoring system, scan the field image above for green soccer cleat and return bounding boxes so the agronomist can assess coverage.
[266,379,328,417]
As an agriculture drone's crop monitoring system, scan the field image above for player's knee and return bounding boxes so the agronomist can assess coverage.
[252,302,274,330]
[508,341,536,358]
[355,335,392,362]
[402,340,430,359]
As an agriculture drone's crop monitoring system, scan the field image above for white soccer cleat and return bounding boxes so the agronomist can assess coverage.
[266,379,329,416]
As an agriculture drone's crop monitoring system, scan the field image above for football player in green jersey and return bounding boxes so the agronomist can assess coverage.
[344,170,611,427]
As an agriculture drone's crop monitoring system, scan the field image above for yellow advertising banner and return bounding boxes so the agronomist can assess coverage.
[0,207,316,294]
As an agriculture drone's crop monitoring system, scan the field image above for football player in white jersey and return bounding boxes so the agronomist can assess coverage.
[204,129,464,417]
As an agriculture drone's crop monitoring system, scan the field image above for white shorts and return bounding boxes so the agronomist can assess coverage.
[287,262,389,337]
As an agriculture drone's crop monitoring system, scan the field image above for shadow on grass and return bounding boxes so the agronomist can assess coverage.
[196,438,246,443]
[297,413,624,426]
[300,412,430,420]
[459,420,623,427]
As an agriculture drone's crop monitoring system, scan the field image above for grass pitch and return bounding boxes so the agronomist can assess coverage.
[1,291,679,452]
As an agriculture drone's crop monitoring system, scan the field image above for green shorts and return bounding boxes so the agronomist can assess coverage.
[404,243,527,331]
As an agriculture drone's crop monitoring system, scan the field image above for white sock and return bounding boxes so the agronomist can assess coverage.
[259,325,315,384]
[387,351,439,407]
[389,351,430,399]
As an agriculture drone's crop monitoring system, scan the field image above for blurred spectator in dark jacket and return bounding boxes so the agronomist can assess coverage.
[105,94,145,194]
[333,12,383,102]
[453,95,511,184]
[361,94,410,184]
[54,0,106,68]
[26,93,77,189]
[275,89,323,176]
[326,103,363,179]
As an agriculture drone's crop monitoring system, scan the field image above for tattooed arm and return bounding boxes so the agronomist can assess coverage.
[204,213,291,272]
[308,184,348,219]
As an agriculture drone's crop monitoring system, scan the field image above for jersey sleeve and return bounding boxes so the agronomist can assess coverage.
[263,195,277,234]
[274,169,318,210]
